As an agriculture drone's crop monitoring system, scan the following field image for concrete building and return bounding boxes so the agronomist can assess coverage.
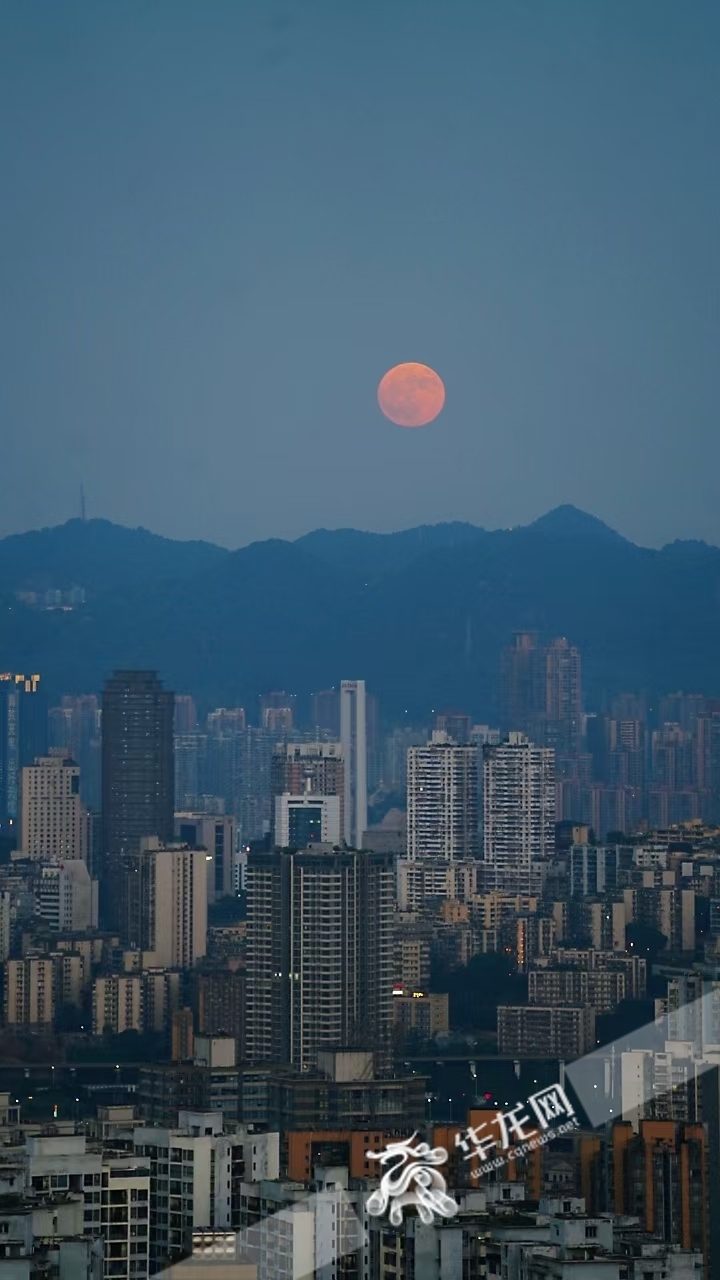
[392,989,449,1041]
[273,790,341,848]
[152,1231,256,1279]
[135,839,208,968]
[568,843,635,897]
[101,670,174,938]
[139,1038,240,1128]
[37,859,98,932]
[195,966,245,1049]
[270,742,344,840]
[93,975,144,1035]
[340,680,367,848]
[5,957,54,1029]
[100,1153,151,1280]
[395,856,480,911]
[0,888,11,961]
[406,732,479,861]
[246,844,394,1071]
[237,1051,427,1133]
[0,672,46,829]
[175,812,237,904]
[239,1165,366,1280]
[20,755,90,862]
[497,1004,596,1058]
[133,1110,278,1274]
[483,733,555,893]
[92,970,183,1036]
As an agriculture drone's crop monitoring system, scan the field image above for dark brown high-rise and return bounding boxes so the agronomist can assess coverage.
[101,670,174,935]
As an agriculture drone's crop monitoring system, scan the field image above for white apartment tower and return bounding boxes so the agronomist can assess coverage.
[274,790,341,847]
[21,756,90,861]
[340,680,367,847]
[483,732,555,893]
[406,732,479,860]
[38,859,98,932]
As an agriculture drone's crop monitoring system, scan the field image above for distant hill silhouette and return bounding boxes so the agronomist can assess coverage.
[1,507,719,719]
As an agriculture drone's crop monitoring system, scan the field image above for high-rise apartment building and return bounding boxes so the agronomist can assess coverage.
[37,860,98,932]
[0,673,47,830]
[20,755,90,861]
[5,956,55,1028]
[175,812,237,902]
[483,733,555,892]
[500,634,582,754]
[434,711,473,744]
[48,694,101,811]
[246,844,394,1071]
[134,1110,278,1275]
[174,694,197,734]
[340,680,367,847]
[101,671,174,936]
[134,838,208,968]
[102,670,174,858]
[311,688,340,737]
[406,732,479,860]
[270,742,344,842]
[274,791,341,847]
[259,691,296,732]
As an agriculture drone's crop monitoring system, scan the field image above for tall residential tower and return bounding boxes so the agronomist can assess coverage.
[406,732,479,861]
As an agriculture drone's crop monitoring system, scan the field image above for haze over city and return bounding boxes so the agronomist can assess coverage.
[2,4,720,1277]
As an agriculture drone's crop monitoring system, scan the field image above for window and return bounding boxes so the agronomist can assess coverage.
[586,1225,598,1239]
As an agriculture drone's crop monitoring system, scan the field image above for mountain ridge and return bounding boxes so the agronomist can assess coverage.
[1,507,719,718]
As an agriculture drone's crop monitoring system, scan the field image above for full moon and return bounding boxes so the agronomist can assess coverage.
[377,362,445,427]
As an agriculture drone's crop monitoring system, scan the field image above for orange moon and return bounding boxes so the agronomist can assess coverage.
[377,362,445,427]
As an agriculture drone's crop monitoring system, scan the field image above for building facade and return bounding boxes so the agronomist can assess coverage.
[406,732,479,861]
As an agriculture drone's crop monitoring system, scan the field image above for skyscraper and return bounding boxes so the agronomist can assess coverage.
[483,732,555,893]
[270,741,344,841]
[101,670,174,934]
[274,789,341,848]
[20,755,90,862]
[47,694,101,811]
[0,673,47,831]
[311,688,340,738]
[135,838,208,967]
[499,634,582,754]
[174,811,237,902]
[406,732,479,860]
[340,680,367,848]
[173,694,197,734]
[246,844,394,1071]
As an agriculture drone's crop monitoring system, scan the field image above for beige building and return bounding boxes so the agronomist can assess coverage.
[392,989,449,1040]
[5,957,54,1028]
[93,975,144,1035]
[497,1003,595,1058]
[138,839,208,969]
[92,969,182,1035]
[52,950,85,1009]
[20,755,90,861]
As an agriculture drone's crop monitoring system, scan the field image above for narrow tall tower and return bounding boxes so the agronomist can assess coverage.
[340,680,367,848]
[101,670,174,936]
